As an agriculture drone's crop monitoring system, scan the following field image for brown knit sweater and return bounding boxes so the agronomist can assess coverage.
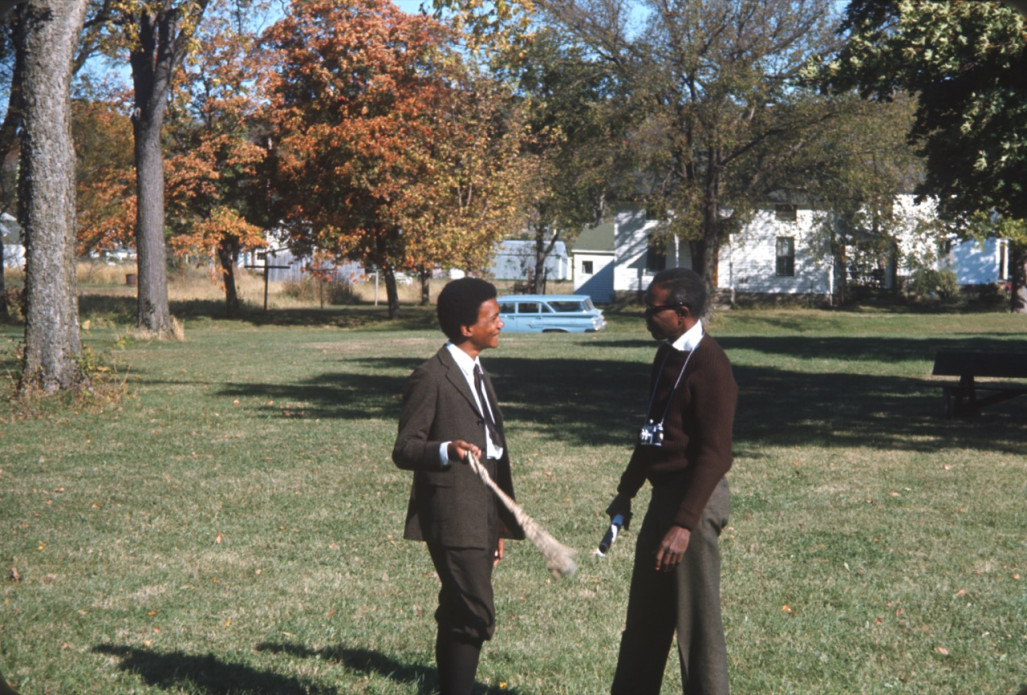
[617,335,737,530]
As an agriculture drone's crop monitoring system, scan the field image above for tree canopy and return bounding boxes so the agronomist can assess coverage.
[530,0,845,289]
[262,0,531,316]
[822,0,1027,309]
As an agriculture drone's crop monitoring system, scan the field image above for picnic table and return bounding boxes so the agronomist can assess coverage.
[932,349,1027,417]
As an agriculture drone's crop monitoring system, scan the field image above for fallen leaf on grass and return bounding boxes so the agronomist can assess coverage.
[781,605,795,615]
[954,588,966,597]
[935,646,949,656]
[9,567,20,582]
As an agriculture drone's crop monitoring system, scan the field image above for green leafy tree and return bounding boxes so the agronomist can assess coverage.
[822,0,1027,311]
[395,74,534,303]
[508,28,628,293]
[529,0,844,295]
[778,92,929,301]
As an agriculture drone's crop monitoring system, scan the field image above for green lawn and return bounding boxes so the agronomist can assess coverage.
[1,305,1025,694]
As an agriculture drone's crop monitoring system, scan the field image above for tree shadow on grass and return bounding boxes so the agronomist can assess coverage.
[77,293,438,330]
[130,331,1027,456]
[92,644,339,694]
[93,641,515,694]
[255,641,522,695]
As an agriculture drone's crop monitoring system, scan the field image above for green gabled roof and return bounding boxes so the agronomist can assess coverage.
[572,221,615,253]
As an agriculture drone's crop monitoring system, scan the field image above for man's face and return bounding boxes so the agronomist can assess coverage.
[462,298,504,353]
[643,284,687,341]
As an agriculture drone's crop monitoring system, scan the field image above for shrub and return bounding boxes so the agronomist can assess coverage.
[905,267,958,301]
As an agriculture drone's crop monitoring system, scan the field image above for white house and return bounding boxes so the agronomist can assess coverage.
[716,204,834,297]
[570,199,1009,304]
[717,195,1010,297]
[490,239,570,281]
[571,220,616,302]
[945,237,1011,286]
[1,212,24,269]
[572,208,693,303]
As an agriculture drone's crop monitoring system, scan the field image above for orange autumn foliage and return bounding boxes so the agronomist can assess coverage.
[73,97,137,256]
[261,0,532,314]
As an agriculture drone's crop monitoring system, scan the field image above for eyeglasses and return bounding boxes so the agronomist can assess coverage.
[643,303,683,317]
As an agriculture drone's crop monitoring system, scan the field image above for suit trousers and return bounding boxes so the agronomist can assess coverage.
[427,543,497,643]
[611,478,730,695]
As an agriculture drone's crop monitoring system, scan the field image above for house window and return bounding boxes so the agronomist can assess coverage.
[646,236,667,272]
[581,260,594,275]
[774,204,797,222]
[776,237,795,276]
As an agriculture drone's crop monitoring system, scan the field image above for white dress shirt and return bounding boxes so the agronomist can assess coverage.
[438,343,505,465]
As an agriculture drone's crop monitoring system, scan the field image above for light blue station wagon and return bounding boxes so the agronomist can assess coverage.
[497,294,607,333]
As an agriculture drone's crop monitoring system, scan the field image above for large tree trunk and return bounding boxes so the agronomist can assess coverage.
[418,267,430,306]
[216,236,240,316]
[130,12,173,336]
[382,266,399,318]
[529,223,558,294]
[16,0,90,393]
[128,4,210,336]
[1011,241,1026,314]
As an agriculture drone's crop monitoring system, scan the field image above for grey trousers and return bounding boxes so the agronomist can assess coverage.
[611,477,730,695]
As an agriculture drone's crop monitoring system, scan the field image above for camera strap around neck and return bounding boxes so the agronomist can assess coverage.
[645,346,696,426]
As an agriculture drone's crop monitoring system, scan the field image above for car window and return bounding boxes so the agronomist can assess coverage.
[548,301,585,313]
[499,303,515,314]
[517,303,540,313]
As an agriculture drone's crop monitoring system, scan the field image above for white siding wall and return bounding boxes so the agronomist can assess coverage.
[492,240,570,281]
[946,238,1008,285]
[572,252,616,302]
[717,209,833,295]
[613,208,692,293]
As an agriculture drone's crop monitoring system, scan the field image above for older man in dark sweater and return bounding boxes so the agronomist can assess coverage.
[607,267,738,695]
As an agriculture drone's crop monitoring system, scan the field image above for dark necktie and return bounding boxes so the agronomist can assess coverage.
[474,364,503,448]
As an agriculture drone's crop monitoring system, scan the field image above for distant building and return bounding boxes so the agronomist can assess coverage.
[571,220,616,303]
[490,239,570,282]
[572,208,693,303]
[1,212,24,269]
[568,199,1010,304]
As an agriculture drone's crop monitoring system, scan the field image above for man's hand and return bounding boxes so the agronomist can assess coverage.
[655,525,691,572]
[605,494,632,530]
[493,538,504,566]
[448,440,482,463]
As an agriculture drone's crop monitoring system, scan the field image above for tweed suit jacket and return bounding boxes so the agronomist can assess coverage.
[393,346,523,548]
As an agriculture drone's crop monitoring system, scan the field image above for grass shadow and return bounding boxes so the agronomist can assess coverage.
[255,641,522,695]
[92,644,338,694]
[118,331,1027,457]
[77,293,439,330]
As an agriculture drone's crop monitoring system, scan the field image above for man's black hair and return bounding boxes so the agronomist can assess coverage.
[437,277,498,342]
[650,267,707,318]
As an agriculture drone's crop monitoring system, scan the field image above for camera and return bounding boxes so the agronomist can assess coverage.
[638,420,664,447]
